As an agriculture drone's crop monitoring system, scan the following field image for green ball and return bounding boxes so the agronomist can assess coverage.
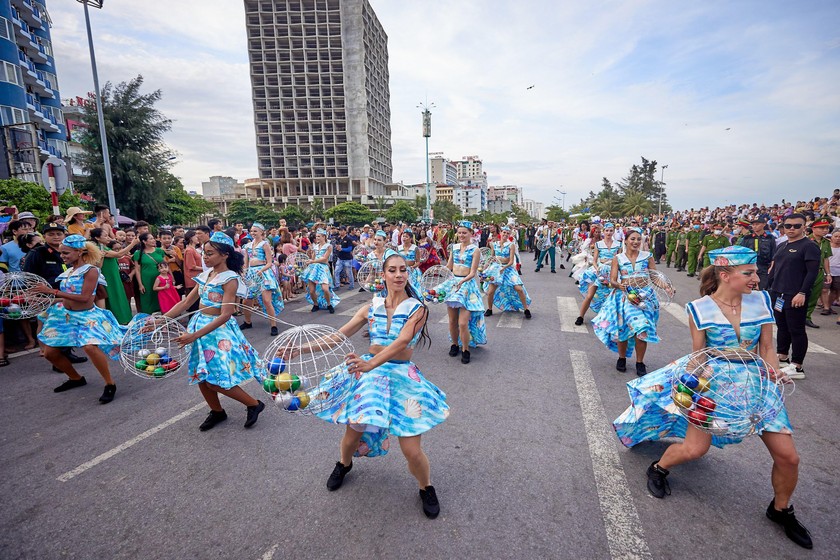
[263,377,277,393]
[290,375,301,392]
[153,367,166,377]
[135,360,147,370]
[676,383,693,395]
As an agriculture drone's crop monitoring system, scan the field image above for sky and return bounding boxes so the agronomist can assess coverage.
[48,0,840,211]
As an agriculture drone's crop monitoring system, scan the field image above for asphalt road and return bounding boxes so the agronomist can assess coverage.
[1,254,838,560]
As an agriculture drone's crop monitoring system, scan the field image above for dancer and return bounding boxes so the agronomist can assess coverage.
[397,230,423,294]
[295,251,448,518]
[240,222,284,334]
[163,232,266,431]
[613,245,811,549]
[484,226,531,318]
[301,228,340,313]
[445,221,487,363]
[34,235,123,404]
[575,222,622,325]
[592,228,661,376]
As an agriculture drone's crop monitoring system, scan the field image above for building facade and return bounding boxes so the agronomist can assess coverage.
[0,0,65,183]
[488,185,523,205]
[244,0,396,210]
[201,175,240,198]
[523,198,545,220]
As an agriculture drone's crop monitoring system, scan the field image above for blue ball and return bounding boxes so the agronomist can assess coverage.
[286,397,301,411]
[680,373,700,390]
[269,357,286,375]
[160,356,172,365]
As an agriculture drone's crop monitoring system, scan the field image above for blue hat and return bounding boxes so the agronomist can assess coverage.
[209,231,234,247]
[709,245,757,266]
[604,222,615,229]
[251,222,265,231]
[501,226,511,232]
[374,230,387,239]
[458,220,473,229]
[626,227,643,235]
[316,228,328,236]
[383,248,401,261]
[62,234,87,249]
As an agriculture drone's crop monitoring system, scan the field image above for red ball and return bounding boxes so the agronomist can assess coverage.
[687,409,708,426]
[695,396,716,413]
[0,298,10,306]
[10,295,25,305]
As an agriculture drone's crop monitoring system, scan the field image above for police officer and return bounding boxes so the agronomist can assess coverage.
[685,221,703,276]
[698,223,730,268]
[805,217,832,328]
[738,217,775,290]
[675,224,688,271]
[652,224,667,264]
[665,224,678,268]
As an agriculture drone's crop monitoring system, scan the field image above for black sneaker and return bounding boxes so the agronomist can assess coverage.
[358,287,365,293]
[616,358,627,372]
[448,344,460,357]
[199,410,228,431]
[559,264,566,269]
[327,461,352,491]
[420,486,440,519]
[550,270,556,273]
[766,500,813,549]
[311,305,319,312]
[484,309,493,317]
[574,316,584,326]
[99,384,116,404]
[646,462,671,498]
[270,326,278,336]
[534,268,540,272]
[54,377,87,393]
[244,400,265,428]
[239,322,253,330]
[327,305,335,314]
[461,350,471,364]
[636,362,647,377]
[524,309,531,319]
[687,273,695,277]
[64,350,88,364]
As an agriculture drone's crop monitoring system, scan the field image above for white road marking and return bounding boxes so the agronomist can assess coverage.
[8,348,39,359]
[57,401,206,482]
[291,288,363,312]
[557,296,588,333]
[569,350,652,560]
[260,544,279,560]
[497,312,524,328]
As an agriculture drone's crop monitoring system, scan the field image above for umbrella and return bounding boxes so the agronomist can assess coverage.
[116,215,135,226]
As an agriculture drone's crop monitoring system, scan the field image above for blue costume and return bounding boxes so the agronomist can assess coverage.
[488,240,531,311]
[613,290,792,448]
[315,296,449,457]
[592,251,660,356]
[244,239,284,315]
[187,270,266,388]
[578,240,622,314]
[301,242,341,309]
[397,243,423,295]
[441,243,487,347]
[38,264,124,360]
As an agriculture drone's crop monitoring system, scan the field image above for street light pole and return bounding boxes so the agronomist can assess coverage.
[556,188,566,211]
[78,0,117,217]
[658,165,668,216]
[418,101,434,221]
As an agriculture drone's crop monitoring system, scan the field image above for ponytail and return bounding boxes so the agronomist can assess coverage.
[209,241,245,274]
[79,242,103,267]
[699,264,733,296]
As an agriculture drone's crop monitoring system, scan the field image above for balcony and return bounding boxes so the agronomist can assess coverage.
[14,0,43,29]
[28,40,48,63]
[11,12,32,41]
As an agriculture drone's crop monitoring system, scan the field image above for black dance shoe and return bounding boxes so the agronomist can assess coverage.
[574,316,584,326]
[327,305,335,314]
[244,400,265,428]
[98,384,116,404]
[616,358,627,372]
[448,344,460,357]
[635,362,647,377]
[646,462,671,499]
[64,350,88,364]
[54,377,87,392]
[484,309,493,317]
[239,322,253,330]
[420,486,440,519]
[461,350,471,364]
[199,410,228,431]
[327,461,352,491]
[560,264,566,269]
[311,305,319,312]
[524,309,531,319]
[270,326,278,336]
[766,501,813,549]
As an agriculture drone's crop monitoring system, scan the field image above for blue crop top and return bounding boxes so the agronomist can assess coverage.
[452,243,478,267]
[58,264,107,296]
[312,243,331,259]
[367,296,424,349]
[194,270,247,308]
[398,244,417,262]
[492,241,515,260]
[596,240,622,262]
[245,240,269,263]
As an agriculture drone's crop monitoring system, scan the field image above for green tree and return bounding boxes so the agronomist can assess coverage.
[226,199,281,226]
[384,200,417,223]
[431,200,461,223]
[161,174,216,226]
[279,205,306,226]
[616,157,669,212]
[413,195,428,215]
[545,205,569,222]
[77,75,175,222]
[621,190,653,216]
[0,178,83,223]
[324,202,375,226]
[372,195,390,216]
[307,198,326,222]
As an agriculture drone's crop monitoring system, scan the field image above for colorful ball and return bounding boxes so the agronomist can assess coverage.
[154,347,167,356]
[295,390,311,409]
[268,357,286,375]
[153,367,166,377]
[145,353,161,366]
[145,365,156,373]
[676,382,693,395]
[680,373,700,389]
[135,360,147,370]
[286,397,301,412]
[263,377,278,393]
[160,356,172,365]
[696,377,711,392]
[138,349,150,358]
[672,392,693,409]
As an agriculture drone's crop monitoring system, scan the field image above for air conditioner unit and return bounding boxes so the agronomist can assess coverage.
[268,197,276,203]
[14,162,35,174]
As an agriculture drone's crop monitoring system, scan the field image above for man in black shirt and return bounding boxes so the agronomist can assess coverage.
[739,217,775,290]
[332,226,356,290]
[768,213,821,378]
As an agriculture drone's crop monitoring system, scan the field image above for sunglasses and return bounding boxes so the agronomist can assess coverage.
[783,223,803,229]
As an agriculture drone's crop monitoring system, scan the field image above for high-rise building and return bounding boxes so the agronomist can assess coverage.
[244,0,393,209]
[523,199,545,220]
[201,175,240,198]
[488,185,523,205]
[0,1,65,183]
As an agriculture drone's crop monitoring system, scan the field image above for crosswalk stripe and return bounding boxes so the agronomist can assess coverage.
[556,296,588,333]
[290,287,364,312]
[497,312,524,328]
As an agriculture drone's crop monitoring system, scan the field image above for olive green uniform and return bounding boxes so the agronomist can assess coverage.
[685,230,703,275]
[665,230,678,267]
[806,235,831,322]
[675,231,688,270]
[700,234,730,267]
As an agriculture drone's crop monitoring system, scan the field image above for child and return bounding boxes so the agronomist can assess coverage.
[153,261,181,314]
[276,252,294,301]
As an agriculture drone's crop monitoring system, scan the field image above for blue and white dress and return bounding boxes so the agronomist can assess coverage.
[315,296,449,457]
[301,243,341,309]
[488,240,531,311]
[187,270,266,388]
[592,251,660,356]
[244,240,284,315]
[613,291,791,448]
[578,240,622,314]
[441,243,487,347]
[397,243,423,295]
[38,264,124,360]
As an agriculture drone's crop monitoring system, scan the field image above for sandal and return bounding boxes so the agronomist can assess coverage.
[0,358,9,367]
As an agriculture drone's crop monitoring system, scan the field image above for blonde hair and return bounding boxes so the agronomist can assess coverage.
[78,241,103,267]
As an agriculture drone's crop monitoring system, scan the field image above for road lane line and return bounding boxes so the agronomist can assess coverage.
[57,401,207,482]
[260,544,279,560]
[569,350,652,560]
[496,312,523,328]
[663,304,688,327]
[557,296,588,333]
[291,288,363,312]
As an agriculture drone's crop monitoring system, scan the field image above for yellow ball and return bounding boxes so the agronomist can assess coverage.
[295,391,310,409]
[276,372,293,392]
[673,392,693,409]
[145,365,157,374]
[696,378,711,392]
[145,353,161,366]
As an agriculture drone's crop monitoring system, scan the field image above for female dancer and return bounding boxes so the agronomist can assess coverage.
[575,223,622,325]
[163,232,266,431]
[299,250,448,518]
[34,235,123,404]
[613,245,811,549]
[299,229,339,313]
[484,225,531,318]
[445,221,487,364]
[592,228,661,376]
[397,230,423,294]
[240,222,283,335]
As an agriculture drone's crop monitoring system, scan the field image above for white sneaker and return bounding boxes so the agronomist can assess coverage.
[784,365,805,380]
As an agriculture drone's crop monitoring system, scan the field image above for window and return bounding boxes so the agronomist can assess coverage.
[0,105,26,126]
[0,17,12,41]
[0,61,23,87]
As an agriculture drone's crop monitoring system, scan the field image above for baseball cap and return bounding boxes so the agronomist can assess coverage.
[42,222,67,233]
[18,211,39,223]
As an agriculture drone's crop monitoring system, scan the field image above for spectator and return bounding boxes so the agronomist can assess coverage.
[133,232,166,313]
[0,220,33,272]
[333,226,356,290]
[91,227,137,324]
[65,207,94,237]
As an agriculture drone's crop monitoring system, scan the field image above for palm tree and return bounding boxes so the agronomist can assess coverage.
[373,195,390,215]
[592,195,620,218]
[621,191,653,216]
